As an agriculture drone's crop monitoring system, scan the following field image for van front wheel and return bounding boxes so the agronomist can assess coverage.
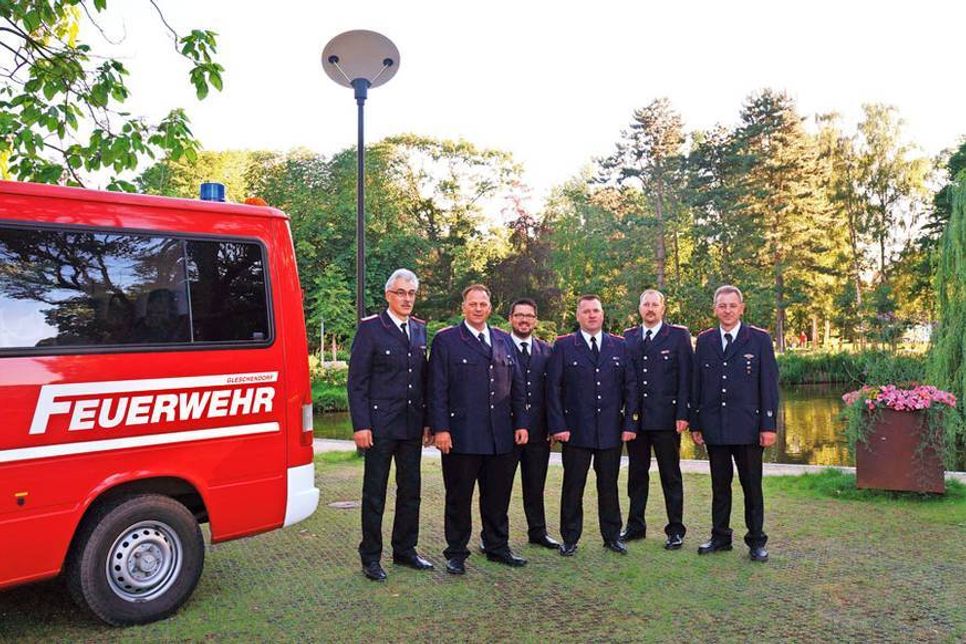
[66,494,205,625]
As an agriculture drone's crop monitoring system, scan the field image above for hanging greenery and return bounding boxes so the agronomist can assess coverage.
[926,175,966,469]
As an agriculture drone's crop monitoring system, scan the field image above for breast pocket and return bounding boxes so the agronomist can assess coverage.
[375,345,402,369]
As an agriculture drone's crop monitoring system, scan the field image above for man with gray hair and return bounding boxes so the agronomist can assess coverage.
[348,268,434,581]
[690,284,778,562]
[622,289,692,550]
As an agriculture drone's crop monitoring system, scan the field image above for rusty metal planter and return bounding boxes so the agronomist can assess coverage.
[855,409,945,494]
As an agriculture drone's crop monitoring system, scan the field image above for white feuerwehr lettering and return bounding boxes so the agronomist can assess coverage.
[29,372,278,435]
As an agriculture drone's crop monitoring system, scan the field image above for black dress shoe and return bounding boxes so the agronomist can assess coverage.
[362,561,387,581]
[620,528,646,542]
[528,534,561,549]
[697,540,733,555]
[445,558,466,575]
[664,534,684,550]
[559,542,578,557]
[749,546,769,562]
[392,553,434,570]
[603,540,628,555]
[486,550,528,567]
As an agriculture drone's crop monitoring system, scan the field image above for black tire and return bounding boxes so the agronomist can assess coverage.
[65,493,204,626]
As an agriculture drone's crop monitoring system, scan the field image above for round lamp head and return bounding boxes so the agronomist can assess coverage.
[322,30,400,88]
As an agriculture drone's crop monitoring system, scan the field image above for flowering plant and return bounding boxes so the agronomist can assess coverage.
[841,383,957,469]
[841,384,957,412]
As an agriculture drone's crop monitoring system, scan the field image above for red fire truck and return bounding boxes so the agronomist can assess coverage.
[0,181,319,625]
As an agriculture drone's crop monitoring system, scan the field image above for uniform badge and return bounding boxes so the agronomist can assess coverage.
[660,349,670,354]
[743,353,755,359]
[633,413,639,421]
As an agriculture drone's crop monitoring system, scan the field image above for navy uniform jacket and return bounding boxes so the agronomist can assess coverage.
[624,323,693,432]
[428,323,528,455]
[690,324,779,445]
[502,335,552,442]
[545,332,638,450]
[347,311,428,440]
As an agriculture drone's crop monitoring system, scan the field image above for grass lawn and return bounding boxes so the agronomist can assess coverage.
[1,453,964,642]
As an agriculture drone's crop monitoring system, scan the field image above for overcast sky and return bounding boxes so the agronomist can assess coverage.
[98,1,966,206]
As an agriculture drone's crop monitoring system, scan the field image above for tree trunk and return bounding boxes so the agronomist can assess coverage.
[654,179,667,289]
[775,267,786,353]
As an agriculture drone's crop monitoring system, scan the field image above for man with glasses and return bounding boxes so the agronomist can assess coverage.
[622,289,692,550]
[503,298,560,549]
[429,284,529,575]
[348,269,434,581]
[690,285,778,563]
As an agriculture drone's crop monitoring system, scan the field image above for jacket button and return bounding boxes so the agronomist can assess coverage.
[722,375,728,380]
[450,412,455,417]
[490,404,494,409]
[672,400,676,404]
[595,368,600,373]
[596,381,601,386]
[597,394,602,399]
[721,388,726,393]
[408,384,413,388]
[643,356,648,361]
[373,405,378,409]
[643,381,648,385]
[643,393,648,398]
[722,402,727,406]
[408,368,412,373]
[723,361,728,366]
[643,368,648,373]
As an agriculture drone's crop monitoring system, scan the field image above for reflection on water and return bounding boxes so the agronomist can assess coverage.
[314,384,852,466]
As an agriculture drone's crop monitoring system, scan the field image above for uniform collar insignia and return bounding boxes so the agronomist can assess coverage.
[743,353,755,359]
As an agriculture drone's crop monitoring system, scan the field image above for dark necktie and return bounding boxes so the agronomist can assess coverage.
[724,332,733,353]
[478,332,488,348]
[590,335,599,360]
[400,322,409,342]
[520,341,530,364]
[643,328,653,352]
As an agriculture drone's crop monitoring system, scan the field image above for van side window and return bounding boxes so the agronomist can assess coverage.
[186,240,270,342]
[0,225,270,351]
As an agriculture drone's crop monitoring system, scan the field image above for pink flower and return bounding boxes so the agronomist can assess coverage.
[842,384,957,412]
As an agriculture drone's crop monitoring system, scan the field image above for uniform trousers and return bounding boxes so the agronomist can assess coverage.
[358,436,422,564]
[442,450,518,560]
[518,439,552,540]
[706,443,767,548]
[625,430,685,537]
[560,444,622,545]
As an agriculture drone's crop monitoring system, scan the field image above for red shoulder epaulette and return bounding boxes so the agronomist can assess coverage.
[556,333,573,341]
[623,326,638,335]
[697,327,717,337]
[411,316,426,324]
[361,314,378,321]
[607,332,623,340]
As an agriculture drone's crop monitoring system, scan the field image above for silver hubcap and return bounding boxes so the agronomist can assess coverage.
[105,520,182,602]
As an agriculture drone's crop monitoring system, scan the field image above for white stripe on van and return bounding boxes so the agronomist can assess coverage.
[0,422,280,464]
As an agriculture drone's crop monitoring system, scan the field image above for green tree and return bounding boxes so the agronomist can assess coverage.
[138,150,254,201]
[855,103,930,282]
[732,89,832,351]
[926,177,966,468]
[598,98,686,290]
[0,1,223,190]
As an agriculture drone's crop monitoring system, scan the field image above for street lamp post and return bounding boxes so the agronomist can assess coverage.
[322,30,400,322]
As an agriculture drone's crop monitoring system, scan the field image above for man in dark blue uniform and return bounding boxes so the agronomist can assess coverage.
[429,284,529,575]
[690,284,778,562]
[546,295,638,557]
[348,269,434,581]
[622,289,692,550]
[504,298,559,549]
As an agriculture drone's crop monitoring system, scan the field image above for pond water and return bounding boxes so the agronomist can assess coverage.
[314,384,852,466]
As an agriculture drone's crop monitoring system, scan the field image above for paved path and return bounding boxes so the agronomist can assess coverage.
[314,438,966,483]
